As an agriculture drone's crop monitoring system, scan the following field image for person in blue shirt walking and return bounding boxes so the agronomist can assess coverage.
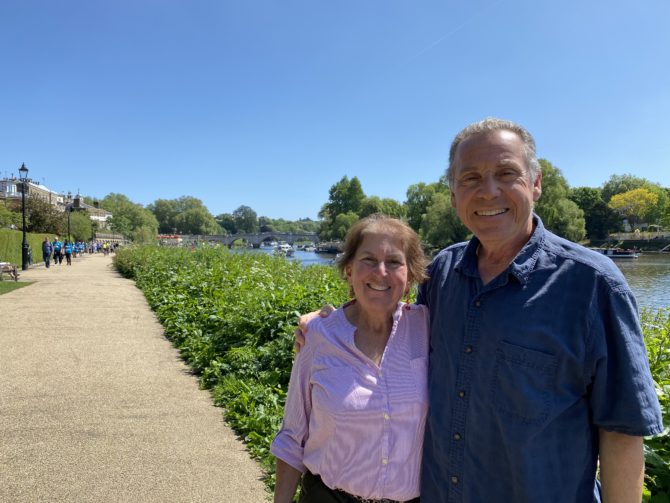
[297,118,662,502]
[63,240,73,265]
[52,237,63,265]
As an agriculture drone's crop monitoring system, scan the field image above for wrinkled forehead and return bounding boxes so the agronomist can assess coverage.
[454,130,527,169]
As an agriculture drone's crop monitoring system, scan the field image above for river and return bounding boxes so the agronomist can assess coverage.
[235,247,670,312]
[612,253,670,311]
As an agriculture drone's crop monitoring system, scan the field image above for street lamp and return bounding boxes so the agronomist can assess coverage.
[18,163,30,270]
[67,191,72,243]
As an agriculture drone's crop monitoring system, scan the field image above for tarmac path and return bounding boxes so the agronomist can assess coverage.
[0,253,268,502]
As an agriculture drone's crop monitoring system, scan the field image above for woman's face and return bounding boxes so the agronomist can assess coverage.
[345,232,409,316]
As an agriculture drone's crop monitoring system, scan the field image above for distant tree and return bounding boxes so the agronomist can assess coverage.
[148,199,179,234]
[101,193,158,240]
[148,196,220,235]
[359,196,406,219]
[601,174,647,202]
[132,226,156,244]
[69,211,93,242]
[318,176,365,221]
[534,159,585,242]
[331,212,359,240]
[569,187,621,239]
[0,204,21,229]
[216,213,236,235]
[405,182,448,232]
[609,188,659,228]
[24,197,66,234]
[420,192,468,250]
[175,207,222,235]
[232,205,258,233]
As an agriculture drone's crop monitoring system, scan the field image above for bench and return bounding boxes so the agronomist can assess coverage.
[0,262,19,282]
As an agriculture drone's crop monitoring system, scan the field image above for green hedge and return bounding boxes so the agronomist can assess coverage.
[0,228,50,265]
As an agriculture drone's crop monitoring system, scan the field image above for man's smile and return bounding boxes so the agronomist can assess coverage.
[475,208,508,216]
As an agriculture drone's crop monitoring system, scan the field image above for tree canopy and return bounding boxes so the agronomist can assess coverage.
[101,193,158,240]
[534,159,585,242]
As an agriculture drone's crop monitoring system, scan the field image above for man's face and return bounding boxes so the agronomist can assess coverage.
[450,129,542,252]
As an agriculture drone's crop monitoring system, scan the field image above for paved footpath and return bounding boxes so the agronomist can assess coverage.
[0,253,268,502]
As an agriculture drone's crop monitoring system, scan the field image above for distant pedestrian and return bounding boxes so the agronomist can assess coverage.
[64,241,73,265]
[53,237,63,265]
[42,237,52,268]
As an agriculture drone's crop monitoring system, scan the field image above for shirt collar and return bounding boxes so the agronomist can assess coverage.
[454,214,546,285]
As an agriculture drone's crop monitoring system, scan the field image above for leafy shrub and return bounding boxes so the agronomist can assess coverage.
[642,308,670,501]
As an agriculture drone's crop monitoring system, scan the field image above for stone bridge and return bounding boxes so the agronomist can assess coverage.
[183,232,319,248]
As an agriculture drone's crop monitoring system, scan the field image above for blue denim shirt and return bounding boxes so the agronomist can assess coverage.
[418,216,662,503]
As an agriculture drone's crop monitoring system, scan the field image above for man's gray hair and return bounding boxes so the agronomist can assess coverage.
[446,117,540,187]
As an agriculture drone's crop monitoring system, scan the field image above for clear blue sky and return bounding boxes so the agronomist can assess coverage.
[2,0,669,220]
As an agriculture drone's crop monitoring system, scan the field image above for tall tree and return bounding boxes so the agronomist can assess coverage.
[534,159,585,242]
[215,213,236,235]
[69,211,93,241]
[569,187,621,239]
[318,176,365,221]
[420,192,469,250]
[101,193,158,240]
[232,205,258,233]
[359,196,406,219]
[608,188,659,229]
[405,182,448,232]
[318,176,366,240]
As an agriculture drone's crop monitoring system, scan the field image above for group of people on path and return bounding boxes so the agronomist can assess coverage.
[40,237,85,267]
[272,118,663,503]
[40,238,119,268]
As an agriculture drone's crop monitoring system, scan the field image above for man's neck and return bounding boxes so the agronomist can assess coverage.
[476,226,535,285]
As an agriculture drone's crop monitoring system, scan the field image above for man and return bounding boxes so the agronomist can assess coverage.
[298,118,662,502]
[417,118,661,502]
[41,237,52,268]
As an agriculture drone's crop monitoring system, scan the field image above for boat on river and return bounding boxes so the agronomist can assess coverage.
[593,248,640,259]
[274,242,294,257]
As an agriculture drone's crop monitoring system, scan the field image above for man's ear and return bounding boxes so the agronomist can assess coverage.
[532,169,542,202]
[450,190,457,208]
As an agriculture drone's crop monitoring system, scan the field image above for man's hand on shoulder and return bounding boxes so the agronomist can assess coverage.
[294,305,336,352]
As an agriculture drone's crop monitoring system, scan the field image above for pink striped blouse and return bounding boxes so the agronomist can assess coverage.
[271,302,429,501]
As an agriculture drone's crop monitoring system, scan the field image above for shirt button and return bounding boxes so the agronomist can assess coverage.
[453,433,461,440]
[464,345,473,353]
[384,413,390,420]
[475,300,481,307]
[382,458,388,465]
[458,391,465,398]
[451,476,459,484]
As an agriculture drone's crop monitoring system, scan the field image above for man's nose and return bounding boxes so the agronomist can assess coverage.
[479,174,500,198]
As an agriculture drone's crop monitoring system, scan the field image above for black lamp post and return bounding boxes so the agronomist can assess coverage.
[19,163,30,270]
[67,191,72,243]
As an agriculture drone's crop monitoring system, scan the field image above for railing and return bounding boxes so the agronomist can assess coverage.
[609,232,670,241]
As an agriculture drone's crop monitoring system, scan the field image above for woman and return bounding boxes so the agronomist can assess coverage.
[271,214,429,503]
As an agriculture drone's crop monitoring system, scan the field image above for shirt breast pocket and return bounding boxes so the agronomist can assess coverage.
[491,341,557,425]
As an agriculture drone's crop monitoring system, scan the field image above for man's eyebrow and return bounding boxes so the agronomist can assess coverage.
[497,159,522,168]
